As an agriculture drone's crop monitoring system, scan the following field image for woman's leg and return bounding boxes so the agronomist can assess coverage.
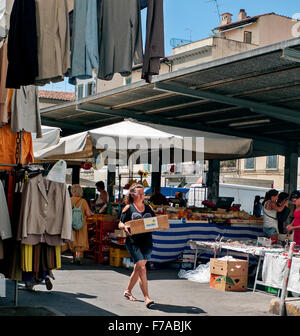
[126,262,141,294]
[137,260,153,305]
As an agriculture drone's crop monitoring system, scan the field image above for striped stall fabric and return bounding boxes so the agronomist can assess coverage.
[150,219,264,263]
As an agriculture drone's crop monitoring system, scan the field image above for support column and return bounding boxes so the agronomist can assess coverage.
[284,152,298,194]
[72,165,80,185]
[207,159,220,203]
[107,165,116,202]
[151,150,162,193]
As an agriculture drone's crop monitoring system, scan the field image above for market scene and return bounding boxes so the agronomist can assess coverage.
[1,0,300,322]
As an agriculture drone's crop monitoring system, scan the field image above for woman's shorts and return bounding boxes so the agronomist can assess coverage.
[263,226,278,237]
[125,239,152,264]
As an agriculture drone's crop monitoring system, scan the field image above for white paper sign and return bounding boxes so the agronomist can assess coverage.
[143,217,159,230]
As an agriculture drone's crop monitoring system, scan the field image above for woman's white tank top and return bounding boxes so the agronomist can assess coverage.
[263,201,278,229]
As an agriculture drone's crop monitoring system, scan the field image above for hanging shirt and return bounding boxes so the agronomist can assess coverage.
[10,86,42,138]
[97,0,143,80]
[6,0,38,89]
[34,0,71,85]
[141,0,165,83]
[68,0,99,84]
[0,37,8,125]
[0,180,12,240]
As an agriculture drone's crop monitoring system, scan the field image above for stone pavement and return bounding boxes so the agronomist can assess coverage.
[0,254,276,316]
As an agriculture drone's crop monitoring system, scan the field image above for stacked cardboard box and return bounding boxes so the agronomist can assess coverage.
[209,258,248,291]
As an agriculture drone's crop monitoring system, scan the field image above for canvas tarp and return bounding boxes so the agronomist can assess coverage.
[33,120,253,161]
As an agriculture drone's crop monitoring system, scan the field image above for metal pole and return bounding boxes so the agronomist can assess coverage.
[14,280,18,306]
[279,241,295,316]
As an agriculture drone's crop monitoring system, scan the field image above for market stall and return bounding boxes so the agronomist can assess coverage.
[188,239,300,296]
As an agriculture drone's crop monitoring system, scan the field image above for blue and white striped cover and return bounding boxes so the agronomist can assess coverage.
[150,219,263,263]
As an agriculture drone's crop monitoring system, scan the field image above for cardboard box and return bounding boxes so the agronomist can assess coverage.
[210,274,248,291]
[210,258,248,277]
[127,215,169,235]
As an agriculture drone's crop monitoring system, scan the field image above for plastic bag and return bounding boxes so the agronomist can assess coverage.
[178,262,210,283]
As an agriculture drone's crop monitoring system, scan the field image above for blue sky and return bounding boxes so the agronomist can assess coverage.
[43,0,299,92]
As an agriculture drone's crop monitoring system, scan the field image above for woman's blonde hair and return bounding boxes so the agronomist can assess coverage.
[70,184,83,197]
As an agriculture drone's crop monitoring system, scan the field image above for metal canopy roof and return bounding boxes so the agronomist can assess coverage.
[40,37,300,159]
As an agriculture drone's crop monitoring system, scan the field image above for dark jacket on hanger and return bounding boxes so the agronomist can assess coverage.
[141,0,165,83]
[97,0,143,80]
[140,0,148,9]
[6,0,38,89]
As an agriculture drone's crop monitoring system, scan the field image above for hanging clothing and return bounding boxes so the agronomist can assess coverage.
[97,0,143,80]
[67,197,90,255]
[6,0,38,89]
[21,243,61,272]
[68,0,99,84]
[0,37,8,125]
[17,174,73,242]
[141,0,165,83]
[0,0,6,39]
[11,86,42,138]
[140,0,148,10]
[0,180,12,240]
[34,0,71,85]
[0,89,34,170]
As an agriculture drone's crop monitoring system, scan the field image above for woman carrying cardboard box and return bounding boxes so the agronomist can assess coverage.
[118,183,155,309]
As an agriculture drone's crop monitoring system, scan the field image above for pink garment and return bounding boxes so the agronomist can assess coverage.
[293,209,300,245]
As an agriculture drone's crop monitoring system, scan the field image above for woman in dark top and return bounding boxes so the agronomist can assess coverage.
[119,183,155,308]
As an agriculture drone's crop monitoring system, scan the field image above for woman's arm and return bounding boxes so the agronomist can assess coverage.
[270,201,289,212]
[84,200,94,217]
[98,203,107,214]
[118,205,131,235]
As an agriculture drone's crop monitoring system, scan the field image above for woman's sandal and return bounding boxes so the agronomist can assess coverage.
[145,299,155,309]
[124,290,137,301]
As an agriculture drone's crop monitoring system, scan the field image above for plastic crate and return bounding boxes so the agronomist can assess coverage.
[109,256,122,267]
[110,247,131,259]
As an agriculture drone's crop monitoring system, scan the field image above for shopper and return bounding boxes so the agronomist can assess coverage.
[253,195,262,217]
[276,192,290,234]
[69,184,93,264]
[95,181,108,213]
[262,189,288,242]
[286,190,300,246]
[118,183,155,308]
[175,192,187,207]
[149,186,169,206]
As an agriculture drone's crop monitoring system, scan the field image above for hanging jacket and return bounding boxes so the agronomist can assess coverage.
[17,174,73,242]
[141,0,165,83]
[34,0,71,85]
[140,0,148,9]
[6,0,38,89]
[97,0,143,80]
[68,0,99,84]
[10,86,42,138]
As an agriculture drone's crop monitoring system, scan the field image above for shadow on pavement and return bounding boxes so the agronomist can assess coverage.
[148,303,207,315]
[0,280,117,316]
